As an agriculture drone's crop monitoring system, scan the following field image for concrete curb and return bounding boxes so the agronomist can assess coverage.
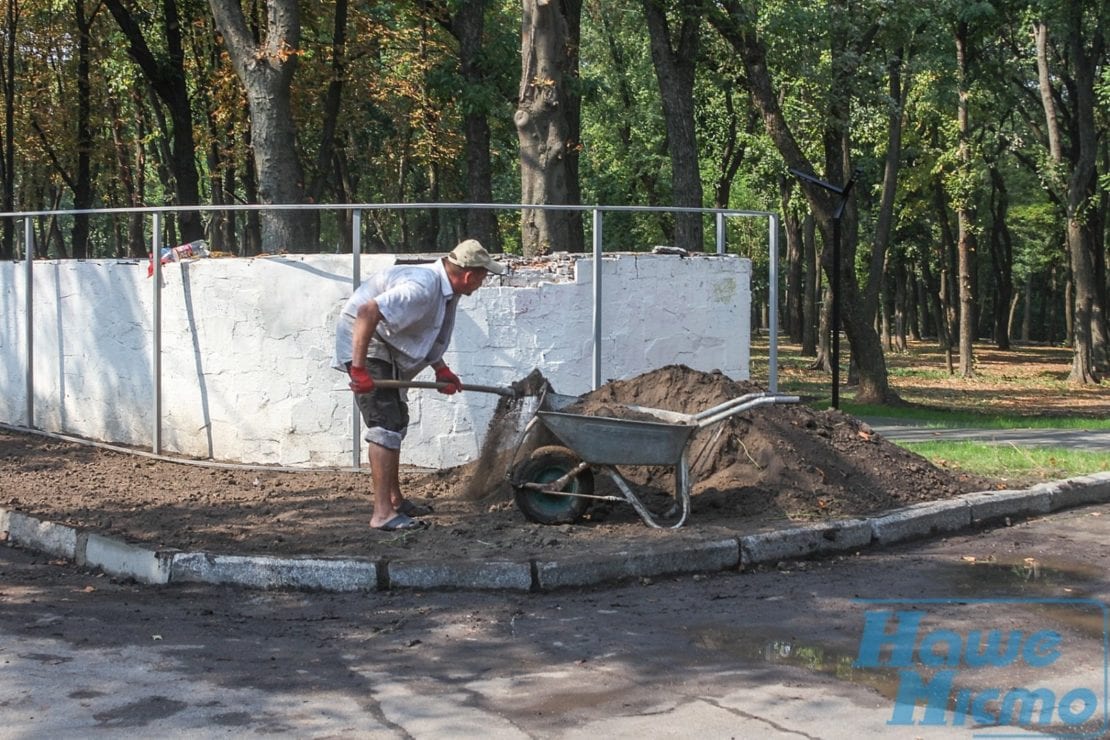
[387,559,533,591]
[533,538,740,590]
[83,533,174,585]
[171,552,380,592]
[3,473,1110,593]
[740,520,871,567]
[869,499,971,545]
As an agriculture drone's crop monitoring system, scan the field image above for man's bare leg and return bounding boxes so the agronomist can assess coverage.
[368,442,403,528]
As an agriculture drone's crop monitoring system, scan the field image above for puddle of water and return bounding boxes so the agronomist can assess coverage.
[691,627,905,700]
[939,555,1102,597]
[932,556,1107,637]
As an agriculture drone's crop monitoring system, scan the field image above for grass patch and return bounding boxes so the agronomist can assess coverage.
[900,441,1110,483]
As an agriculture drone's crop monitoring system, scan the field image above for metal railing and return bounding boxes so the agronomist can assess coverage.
[5,202,781,466]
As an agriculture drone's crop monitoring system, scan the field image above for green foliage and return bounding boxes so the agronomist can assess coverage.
[0,0,1101,333]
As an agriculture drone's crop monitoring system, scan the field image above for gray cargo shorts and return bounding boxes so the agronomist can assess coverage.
[349,358,409,450]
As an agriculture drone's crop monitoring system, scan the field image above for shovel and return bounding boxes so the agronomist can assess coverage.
[335,368,551,399]
[372,378,520,398]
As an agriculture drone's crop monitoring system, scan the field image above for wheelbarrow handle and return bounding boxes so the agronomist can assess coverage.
[373,378,518,397]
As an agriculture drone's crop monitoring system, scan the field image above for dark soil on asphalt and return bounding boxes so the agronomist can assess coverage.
[0,365,997,562]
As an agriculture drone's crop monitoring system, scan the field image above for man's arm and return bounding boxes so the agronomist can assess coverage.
[350,299,383,369]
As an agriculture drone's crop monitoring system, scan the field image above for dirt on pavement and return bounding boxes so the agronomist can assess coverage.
[0,365,997,563]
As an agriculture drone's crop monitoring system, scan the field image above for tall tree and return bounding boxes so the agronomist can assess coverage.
[420,0,502,250]
[209,0,313,253]
[1033,9,1105,383]
[516,0,582,256]
[952,17,978,378]
[0,0,16,259]
[642,0,703,251]
[103,0,205,243]
[70,0,97,258]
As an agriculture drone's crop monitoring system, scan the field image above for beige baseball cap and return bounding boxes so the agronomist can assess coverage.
[446,239,507,275]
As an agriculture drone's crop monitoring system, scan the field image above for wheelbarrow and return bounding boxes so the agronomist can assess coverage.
[507,388,800,529]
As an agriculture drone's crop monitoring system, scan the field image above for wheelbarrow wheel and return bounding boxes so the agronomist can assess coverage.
[512,445,595,525]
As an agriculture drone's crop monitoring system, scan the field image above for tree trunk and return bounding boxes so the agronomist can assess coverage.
[892,252,908,352]
[107,95,146,258]
[1063,10,1104,381]
[209,0,314,253]
[0,0,16,259]
[802,212,818,356]
[782,180,803,343]
[515,0,579,257]
[1034,17,1103,382]
[1021,272,1032,342]
[811,284,832,372]
[449,0,500,250]
[1007,291,1021,343]
[71,0,96,259]
[104,0,204,243]
[306,0,348,207]
[987,165,1013,349]
[953,22,976,378]
[643,0,703,251]
[864,49,907,327]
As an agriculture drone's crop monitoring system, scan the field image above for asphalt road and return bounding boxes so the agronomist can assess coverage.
[3,502,1110,738]
[865,418,1110,451]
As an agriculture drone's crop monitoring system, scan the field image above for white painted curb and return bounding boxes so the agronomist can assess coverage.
[83,533,174,585]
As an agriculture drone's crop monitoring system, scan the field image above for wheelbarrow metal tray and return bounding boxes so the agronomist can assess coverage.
[535,410,697,466]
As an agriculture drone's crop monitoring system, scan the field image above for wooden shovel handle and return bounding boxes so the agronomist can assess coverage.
[373,378,518,397]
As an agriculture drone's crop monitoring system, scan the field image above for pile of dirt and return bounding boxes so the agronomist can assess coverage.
[0,365,993,563]
[560,365,987,520]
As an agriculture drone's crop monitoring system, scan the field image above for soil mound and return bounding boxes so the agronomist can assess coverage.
[556,364,984,520]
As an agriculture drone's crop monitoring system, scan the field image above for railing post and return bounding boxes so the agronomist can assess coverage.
[151,213,162,454]
[591,208,603,390]
[768,213,780,393]
[24,218,33,428]
[715,212,725,255]
[351,208,362,470]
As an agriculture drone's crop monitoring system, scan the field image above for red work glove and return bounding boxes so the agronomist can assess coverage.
[348,365,375,394]
[434,365,463,394]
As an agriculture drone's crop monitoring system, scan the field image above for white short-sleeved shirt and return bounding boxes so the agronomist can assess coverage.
[333,260,457,377]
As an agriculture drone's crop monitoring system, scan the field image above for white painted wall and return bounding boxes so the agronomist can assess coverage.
[0,253,750,468]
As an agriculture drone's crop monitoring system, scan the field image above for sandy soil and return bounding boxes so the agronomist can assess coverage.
[0,365,996,563]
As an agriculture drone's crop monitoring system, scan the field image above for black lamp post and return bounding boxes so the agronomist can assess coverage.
[789,168,859,409]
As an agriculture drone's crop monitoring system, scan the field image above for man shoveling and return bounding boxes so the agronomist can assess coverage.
[333,239,507,531]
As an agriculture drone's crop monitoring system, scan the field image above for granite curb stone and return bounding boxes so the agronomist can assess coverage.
[1047,472,1110,511]
[171,552,379,592]
[533,538,740,590]
[869,499,971,545]
[961,489,1052,524]
[3,473,1110,593]
[740,520,872,567]
[387,559,532,591]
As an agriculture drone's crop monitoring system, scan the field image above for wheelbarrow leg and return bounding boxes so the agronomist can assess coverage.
[597,450,691,529]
